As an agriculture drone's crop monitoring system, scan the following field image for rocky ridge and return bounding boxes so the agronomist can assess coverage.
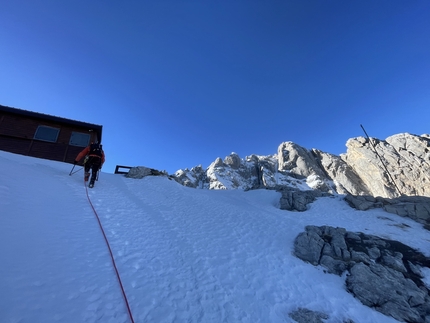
[173,133,430,198]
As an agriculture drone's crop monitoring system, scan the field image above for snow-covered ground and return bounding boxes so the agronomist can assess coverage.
[1,150,429,323]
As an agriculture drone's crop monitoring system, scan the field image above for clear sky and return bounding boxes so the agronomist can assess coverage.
[1,1,429,174]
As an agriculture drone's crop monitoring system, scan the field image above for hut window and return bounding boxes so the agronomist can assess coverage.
[34,125,60,142]
[69,132,90,147]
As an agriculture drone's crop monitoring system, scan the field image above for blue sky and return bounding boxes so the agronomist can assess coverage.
[1,1,429,174]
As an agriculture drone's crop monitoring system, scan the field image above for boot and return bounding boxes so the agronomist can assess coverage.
[89,172,97,188]
[85,172,90,182]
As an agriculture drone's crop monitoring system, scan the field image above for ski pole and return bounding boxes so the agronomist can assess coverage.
[70,167,83,176]
[69,164,76,176]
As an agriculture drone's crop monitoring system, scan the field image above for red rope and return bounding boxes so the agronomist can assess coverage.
[85,180,135,323]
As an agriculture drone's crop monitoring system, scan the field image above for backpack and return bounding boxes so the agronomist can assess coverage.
[89,143,102,157]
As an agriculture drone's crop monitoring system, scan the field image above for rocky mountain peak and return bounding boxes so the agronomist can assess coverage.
[172,132,430,199]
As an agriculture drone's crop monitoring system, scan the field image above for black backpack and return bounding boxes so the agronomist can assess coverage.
[89,143,102,157]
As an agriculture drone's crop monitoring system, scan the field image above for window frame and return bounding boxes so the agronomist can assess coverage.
[69,131,91,147]
[33,125,60,143]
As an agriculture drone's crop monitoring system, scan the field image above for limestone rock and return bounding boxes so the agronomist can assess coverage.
[279,188,331,212]
[343,133,430,198]
[288,308,329,323]
[277,142,325,178]
[167,132,429,199]
[344,194,430,229]
[174,165,206,188]
[294,228,325,265]
[223,152,241,169]
[347,263,426,322]
[312,149,371,196]
[293,226,430,322]
[125,166,167,179]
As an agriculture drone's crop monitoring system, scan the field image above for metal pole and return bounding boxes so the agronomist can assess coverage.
[360,124,402,196]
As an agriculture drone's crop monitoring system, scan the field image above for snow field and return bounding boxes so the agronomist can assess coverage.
[1,150,429,322]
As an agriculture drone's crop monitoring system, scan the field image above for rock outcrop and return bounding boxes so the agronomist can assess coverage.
[294,225,430,323]
[279,188,332,212]
[345,194,430,229]
[343,133,430,198]
[125,166,169,179]
[288,308,355,323]
[172,133,430,199]
[174,165,206,188]
[288,308,329,323]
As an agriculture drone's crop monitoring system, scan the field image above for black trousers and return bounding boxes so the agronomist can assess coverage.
[84,156,102,182]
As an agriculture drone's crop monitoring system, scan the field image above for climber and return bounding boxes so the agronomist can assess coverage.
[75,141,105,188]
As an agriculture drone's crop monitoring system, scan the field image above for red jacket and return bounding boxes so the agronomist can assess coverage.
[75,145,105,165]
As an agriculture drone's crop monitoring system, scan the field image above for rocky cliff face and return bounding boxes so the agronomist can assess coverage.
[343,133,430,198]
[173,133,430,199]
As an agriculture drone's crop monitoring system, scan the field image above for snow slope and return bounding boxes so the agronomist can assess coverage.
[1,150,429,323]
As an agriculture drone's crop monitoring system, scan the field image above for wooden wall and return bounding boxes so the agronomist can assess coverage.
[0,111,99,164]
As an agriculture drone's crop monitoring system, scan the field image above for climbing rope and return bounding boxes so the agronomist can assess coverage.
[84,179,135,323]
